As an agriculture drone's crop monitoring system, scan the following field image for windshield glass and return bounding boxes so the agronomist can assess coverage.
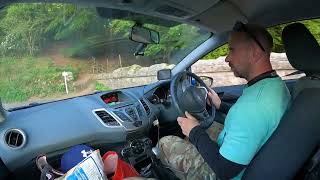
[0,3,210,109]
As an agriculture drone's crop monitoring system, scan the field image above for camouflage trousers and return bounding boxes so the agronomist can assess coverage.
[158,122,224,180]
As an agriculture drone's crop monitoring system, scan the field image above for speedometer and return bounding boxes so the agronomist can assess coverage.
[148,94,160,104]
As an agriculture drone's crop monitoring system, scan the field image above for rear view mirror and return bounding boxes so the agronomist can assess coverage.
[157,69,171,80]
[130,25,160,44]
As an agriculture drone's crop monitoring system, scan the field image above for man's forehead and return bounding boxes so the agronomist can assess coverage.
[228,32,248,45]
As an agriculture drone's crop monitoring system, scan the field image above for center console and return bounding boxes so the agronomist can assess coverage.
[121,138,154,176]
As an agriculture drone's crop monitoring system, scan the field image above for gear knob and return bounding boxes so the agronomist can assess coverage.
[151,147,161,158]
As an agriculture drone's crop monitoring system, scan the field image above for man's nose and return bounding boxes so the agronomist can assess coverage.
[225,54,230,63]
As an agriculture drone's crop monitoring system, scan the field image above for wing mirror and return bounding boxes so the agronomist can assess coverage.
[191,76,214,87]
[157,69,172,80]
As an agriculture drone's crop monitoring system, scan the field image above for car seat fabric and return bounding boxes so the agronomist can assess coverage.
[292,76,320,99]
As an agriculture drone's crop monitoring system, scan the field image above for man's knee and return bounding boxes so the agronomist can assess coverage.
[157,135,185,154]
[158,135,179,146]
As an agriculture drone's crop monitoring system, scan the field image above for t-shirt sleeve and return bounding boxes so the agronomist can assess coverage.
[219,103,268,165]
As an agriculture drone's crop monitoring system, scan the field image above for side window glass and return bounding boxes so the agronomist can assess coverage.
[191,45,246,87]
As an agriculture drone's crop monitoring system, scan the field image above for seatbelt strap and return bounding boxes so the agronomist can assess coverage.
[303,146,320,180]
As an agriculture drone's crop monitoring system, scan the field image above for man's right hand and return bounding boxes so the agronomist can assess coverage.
[207,89,221,109]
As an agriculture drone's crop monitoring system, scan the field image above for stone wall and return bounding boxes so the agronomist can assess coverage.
[95,53,302,89]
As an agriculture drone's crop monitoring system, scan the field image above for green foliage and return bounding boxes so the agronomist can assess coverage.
[144,24,209,62]
[0,57,78,102]
[0,3,209,61]
[0,4,51,56]
[203,44,229,60]
[109,20,134,38]
[267,19,320,53]
[268,21,319,53]
[51,7,104,40]
[95,82,112,91]
[303,19,320,41]
[0,4,107,57]
[268,24,287,52]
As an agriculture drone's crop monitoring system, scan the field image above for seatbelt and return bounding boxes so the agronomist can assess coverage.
[303,146,320,180]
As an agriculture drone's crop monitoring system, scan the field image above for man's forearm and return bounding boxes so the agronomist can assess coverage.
[189,126,245,180]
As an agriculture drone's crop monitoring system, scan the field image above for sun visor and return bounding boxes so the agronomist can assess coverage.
[191,1,247,33]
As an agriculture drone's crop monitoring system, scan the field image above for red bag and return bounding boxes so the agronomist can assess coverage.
[102,151,139,180]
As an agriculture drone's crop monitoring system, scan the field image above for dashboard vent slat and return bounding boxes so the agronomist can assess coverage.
[125,107,138,121]
[4,129,26,149]
[140,99,150,116]
[94,110,120,126]
[113,111,132,122]
[136,105,144,118]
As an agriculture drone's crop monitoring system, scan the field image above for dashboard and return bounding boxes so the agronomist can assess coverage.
[0,76,244,178]
[0,86,156,172]
[0,78,203,177]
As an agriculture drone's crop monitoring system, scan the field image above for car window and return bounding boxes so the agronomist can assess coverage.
[0,3,210,109]
[192,18,320,87]
[191,45,246,87]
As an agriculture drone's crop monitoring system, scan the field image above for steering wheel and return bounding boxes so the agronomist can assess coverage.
[170,71,216,129]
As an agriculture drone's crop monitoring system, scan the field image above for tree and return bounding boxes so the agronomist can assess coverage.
[143,24,209,63]
[0,4,53,56]
[46,5,105,41]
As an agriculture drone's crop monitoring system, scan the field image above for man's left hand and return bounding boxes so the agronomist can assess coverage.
[177,112,200,137]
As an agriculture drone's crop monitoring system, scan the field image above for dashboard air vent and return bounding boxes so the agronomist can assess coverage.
[125,107,138,121]
[136,105,144,118]
[4,129,26,149]
[94,110,120,126]
[113,111,132,122]
[140,99,150,116]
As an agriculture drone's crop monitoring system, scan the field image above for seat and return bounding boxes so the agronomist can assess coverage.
[243,23,320,180]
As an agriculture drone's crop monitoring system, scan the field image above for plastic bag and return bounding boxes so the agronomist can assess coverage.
[102,151,139,180]
[56,149,106,180]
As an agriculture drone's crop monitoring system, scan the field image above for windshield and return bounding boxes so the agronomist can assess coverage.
[0,3,211,109]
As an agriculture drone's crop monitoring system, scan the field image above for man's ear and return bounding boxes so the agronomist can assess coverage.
[247,42,257,62]
[251,43,263,63]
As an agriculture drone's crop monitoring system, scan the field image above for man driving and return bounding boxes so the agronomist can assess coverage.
[157,22,291,180]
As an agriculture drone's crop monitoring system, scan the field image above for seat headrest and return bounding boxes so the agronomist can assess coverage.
[282,23,320,74]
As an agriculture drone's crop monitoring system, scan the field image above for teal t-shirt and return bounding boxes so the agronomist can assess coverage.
[216,77,291,180]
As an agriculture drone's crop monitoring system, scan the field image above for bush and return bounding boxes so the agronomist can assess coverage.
[0,57,79,102]
[203,44,229,60]
[95,82,112,91]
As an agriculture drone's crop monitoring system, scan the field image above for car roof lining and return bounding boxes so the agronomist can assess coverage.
[1,0,320,33]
